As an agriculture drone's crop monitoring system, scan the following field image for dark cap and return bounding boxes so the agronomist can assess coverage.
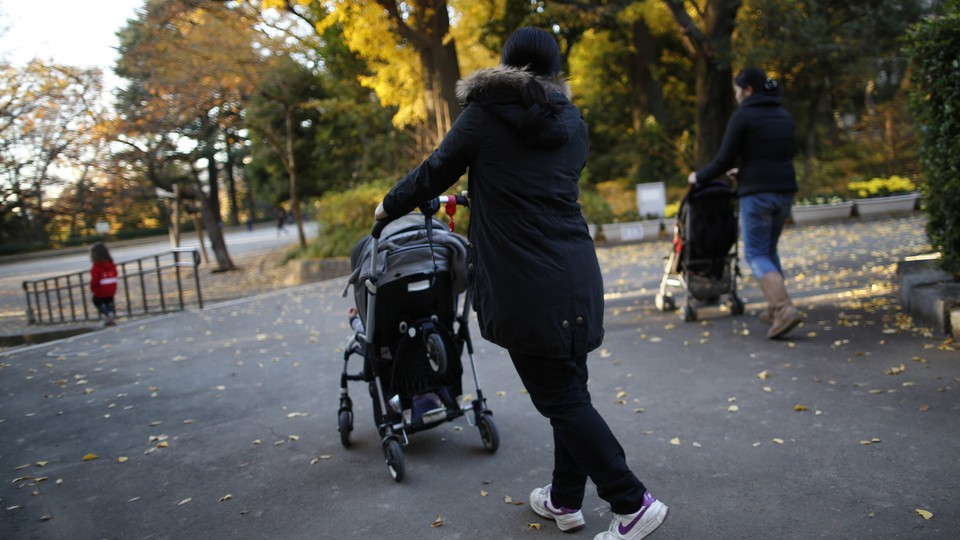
[502,27,561,76]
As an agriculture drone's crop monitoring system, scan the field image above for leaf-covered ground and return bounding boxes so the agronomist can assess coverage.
[1,214,956,539]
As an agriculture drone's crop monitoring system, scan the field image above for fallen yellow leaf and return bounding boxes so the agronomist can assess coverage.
[771,438,784,445]
[728,405,739,413]
[219,494,232,502]
[670,437,681,445]
[117,456,128,463]
[177,498,192,506]
[480,490,488,497]
[757,370,771,380]
[794,404,809,412]
[527,523,542,530]
[82,453,98,461]
[431,514,444,527]
[916,509,933,520]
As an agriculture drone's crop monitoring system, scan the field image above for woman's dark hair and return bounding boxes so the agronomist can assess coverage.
[502,27,561,77]
[91,242,112,263]
[735,66,781,96]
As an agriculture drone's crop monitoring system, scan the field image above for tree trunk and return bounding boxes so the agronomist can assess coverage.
[663,0,742,166]
[803,86,826,184]
[628,18,670,130]
[224,133,240,227]
[380,0,462,147]
[285,105,307,248]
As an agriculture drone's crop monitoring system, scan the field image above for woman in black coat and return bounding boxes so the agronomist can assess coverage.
[687,67,803,339]
[376,26,667,540]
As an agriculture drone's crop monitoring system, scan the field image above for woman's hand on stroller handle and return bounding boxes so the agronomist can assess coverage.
[371,194,469,239]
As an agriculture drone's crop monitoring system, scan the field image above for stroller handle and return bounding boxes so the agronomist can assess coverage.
[371,194,469,239]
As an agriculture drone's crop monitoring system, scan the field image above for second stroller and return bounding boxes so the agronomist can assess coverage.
[656,179,745,322]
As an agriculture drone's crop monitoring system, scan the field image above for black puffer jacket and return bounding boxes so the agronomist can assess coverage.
[382,66,603,358]
[695,93,797,196]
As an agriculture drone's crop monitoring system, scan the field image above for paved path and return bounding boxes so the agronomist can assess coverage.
[1,214,957,539]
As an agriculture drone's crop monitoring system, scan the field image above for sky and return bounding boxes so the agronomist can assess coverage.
[1,0,142,74]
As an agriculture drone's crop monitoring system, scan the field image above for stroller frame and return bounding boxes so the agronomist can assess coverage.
[656,182,745,322]
[337,195,498,482]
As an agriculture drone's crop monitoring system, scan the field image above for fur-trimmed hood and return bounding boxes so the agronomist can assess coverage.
[455,65,576,149]
[455,65,571,104]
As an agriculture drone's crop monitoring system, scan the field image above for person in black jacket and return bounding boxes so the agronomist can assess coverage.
[687,67,803,339]
[376,27,667,540]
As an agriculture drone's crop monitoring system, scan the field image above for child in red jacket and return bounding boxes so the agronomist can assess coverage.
[90,242,118,326]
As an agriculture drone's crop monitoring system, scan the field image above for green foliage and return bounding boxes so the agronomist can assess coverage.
[905,5,960,274]
[288,179,397,260]
[578,183,613,224]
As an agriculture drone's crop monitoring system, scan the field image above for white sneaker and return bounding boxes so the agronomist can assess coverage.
[594,491,668,540]
[529,484,586,533]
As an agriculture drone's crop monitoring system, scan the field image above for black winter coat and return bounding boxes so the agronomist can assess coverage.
[695,93,797,197]
[382,66,604,358]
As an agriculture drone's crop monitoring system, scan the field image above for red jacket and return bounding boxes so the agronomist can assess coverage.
[90,260,118,298]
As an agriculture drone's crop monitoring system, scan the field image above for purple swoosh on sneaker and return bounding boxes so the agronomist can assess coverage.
[547,501,580,516]
[617,498,653,535]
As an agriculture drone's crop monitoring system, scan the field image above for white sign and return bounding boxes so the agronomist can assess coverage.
[95,221,110,234]
[636,182,667,219]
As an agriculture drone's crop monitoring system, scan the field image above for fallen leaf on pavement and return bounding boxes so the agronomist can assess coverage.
[431,514,444,527]
[915,509,933,520]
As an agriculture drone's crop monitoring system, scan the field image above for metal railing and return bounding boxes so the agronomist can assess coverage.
[22,248,203,325]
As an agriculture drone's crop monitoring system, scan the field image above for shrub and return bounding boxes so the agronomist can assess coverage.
[578,184,614,224]
[290,178,469,261]
[905,5,960,275]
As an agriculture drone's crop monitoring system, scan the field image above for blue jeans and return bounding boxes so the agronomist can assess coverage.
[509,350,646,514]
[739,192,794,278]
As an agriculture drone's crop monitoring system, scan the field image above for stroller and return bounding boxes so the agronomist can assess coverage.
[338,195,498,482]
[656,179,745,322]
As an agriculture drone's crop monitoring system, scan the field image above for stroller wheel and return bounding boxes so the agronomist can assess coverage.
[730,296,745,315]
[383,439,405,482]
[338,409,353,448]
[425,332,447,374]
[477,414,500,453]
[655,294,676,312]
[682,304,698,323]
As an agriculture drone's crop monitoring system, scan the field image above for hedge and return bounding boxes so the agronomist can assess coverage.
[905,3,960,275]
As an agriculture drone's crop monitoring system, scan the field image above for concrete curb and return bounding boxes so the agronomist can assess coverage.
[896,253,960,338]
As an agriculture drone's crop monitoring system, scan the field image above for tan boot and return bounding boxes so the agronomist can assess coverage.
[758,272,802,339]
[758,306,773,324]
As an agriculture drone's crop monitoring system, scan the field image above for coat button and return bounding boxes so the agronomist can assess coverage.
[562,320,569,329]
[576,316,584,325]
[467,263,474,271]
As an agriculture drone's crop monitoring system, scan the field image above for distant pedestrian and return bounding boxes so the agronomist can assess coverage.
[89,242,118,327]
[275,207,288,236]
[375,26,667,540]
[687,66,803,339]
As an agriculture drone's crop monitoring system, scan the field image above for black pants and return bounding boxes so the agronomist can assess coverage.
[93,296,115,318]
[509,350,645,514]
